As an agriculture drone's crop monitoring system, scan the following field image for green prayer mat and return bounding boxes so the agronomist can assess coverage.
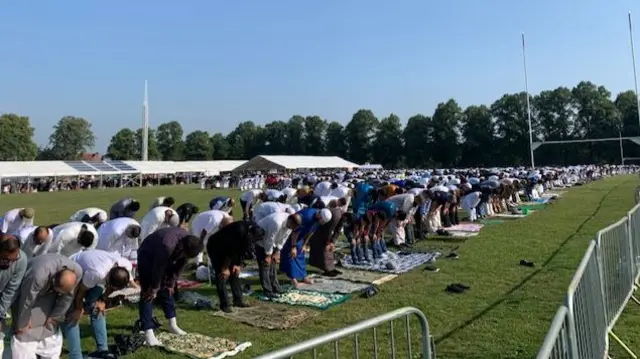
[212,304,319,330]
[480,219,505,225]
[156,332,252,359]
[519,204,547,211]
[255,289,349,310]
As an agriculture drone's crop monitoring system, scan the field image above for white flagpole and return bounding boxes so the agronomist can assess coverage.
[142,80,149,161]
[521,33,535,169]
[629,12,640,133]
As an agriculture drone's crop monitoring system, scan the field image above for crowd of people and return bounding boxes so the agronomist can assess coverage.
[0,165,634,358]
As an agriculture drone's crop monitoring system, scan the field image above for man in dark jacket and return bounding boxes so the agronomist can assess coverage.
[207,221,264,312]
[136,227,203,346]
[109,198,141,220]
[175,203,200,227]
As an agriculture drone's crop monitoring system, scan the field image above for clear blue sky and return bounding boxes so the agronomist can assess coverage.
[1,0,639,152]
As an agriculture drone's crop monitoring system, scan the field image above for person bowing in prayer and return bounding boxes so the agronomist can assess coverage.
[139,206,180,240]
[252,202,296,222]
[209,196,235,214]
[0,234,28,329]
[96,217,141,258]
[0,208,35,236]
[239,189,267,220]
[255,213,300,298]
[69,208,108,229]
[175,202,199,228]
[109,198,141,220]
[207,220,263,312]
[64,249,136,359]
[137,227,203,346]
[191,209,234,267]
[11,253,83,359]
[17,225,53,259]
[48,222,98,257]
[150,197,176,210]
[280,208,332,288]
[309,205,344,277]
[364,200,403,258]
[343,213,368,262]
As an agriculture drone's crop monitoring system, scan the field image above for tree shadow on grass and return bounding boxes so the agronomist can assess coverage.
[434,182,622,345]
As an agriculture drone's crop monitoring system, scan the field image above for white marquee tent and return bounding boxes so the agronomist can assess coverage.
[231,155,359,172]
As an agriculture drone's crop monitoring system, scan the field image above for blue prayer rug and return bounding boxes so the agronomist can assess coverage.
[340,250,440,274]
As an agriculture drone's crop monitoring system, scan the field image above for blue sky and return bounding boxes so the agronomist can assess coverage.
[1,0,639,152]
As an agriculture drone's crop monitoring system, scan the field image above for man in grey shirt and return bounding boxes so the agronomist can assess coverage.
[10,253,83,359]
[109,198,141,220]
[0,234,28,330]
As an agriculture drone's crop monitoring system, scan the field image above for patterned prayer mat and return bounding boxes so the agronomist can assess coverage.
[177,279,202,289]
[332,269,397,284]
[495,213,527,218]
[255,289,350,310]
[446,223,484,232]
[108,286,141,303]
[299,276,371,294]
[212,304,319,330]
[340,251,440,274]
[447,231,479,238]
[480,219,505,225]
[156,332,251,359]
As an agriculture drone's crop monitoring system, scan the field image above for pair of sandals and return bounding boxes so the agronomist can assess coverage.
[445,283,470,293]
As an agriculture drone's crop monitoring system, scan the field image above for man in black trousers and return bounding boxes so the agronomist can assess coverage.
[206,220,264,312]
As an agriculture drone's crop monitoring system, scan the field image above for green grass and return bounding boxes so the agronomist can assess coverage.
[0,176,637,359]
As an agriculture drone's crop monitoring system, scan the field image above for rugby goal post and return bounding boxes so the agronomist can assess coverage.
[531,136,640,166]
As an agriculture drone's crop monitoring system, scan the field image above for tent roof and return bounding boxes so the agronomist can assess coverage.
[124,160,247,175]
[232,155,359,172]
[0,161,80,177]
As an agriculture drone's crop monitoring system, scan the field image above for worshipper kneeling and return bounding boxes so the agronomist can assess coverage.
[64,250,136,359]
[48,222,98,257]
[1,207,35,235]
[17,225,53,259]
[137,227,203,346]
[69,207,108,229]
[255,212,299,298]
[207,221,263,312]
[11,253,83,359]
[139,206,180,240]
[280,208,332,288]
[109,198,141,220]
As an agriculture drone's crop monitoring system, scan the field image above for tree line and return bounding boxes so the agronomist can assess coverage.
[2,80,640,168]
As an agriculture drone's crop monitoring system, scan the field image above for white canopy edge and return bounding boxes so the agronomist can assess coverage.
[232,155,360,172]
[123,160,247,175]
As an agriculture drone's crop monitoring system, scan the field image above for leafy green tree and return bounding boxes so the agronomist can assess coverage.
[156,121,184,160]
[184,130,213,160]
[210,133,230,159]
[372,114,404,168]
[49,116,95,160]
[134,128,160,160]
[303,116,327,155]
[106,128,136,160]
[344,109,378,164]
[0,113,38,160]
[324,121,348,157]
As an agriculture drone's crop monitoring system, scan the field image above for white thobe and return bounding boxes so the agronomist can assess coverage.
[11,330,63,359]
[256,212,291,256]
[240,190,263,214]
[191,210,232,264]
[68,207,107,223]
[282,188,297,204]
[313,181,333,197]
[96,217,140,258]
[48,222,99,257]
[264,189,284,201]
[139,206,178,241]
[461,192,482,221]
[16,225,53,259]
[330,185,352,211]
[252,203,293,222]
[1,208,33,235]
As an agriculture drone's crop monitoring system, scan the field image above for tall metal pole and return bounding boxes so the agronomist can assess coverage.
[521,33,535,169]
[620,130,625,164]
[629,12,640,134]
[142,80,149,161]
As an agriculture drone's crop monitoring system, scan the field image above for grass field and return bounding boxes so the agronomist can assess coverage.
[0,176,637,359]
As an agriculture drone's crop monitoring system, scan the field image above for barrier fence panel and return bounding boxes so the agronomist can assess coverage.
[628,204,640,282]
[253,307,433,359]
[596,217,634,328]
[535,306,572,359]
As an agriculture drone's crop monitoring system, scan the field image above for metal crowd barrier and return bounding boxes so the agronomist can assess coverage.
[536,203,640,359]
[253,307,434,359]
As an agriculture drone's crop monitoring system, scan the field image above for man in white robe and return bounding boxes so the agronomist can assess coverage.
[461,188,482,222]
[16,225,54,259]
[149,197,176,210]
[252,202,296,222]
[11,254,83,359]
[47,223,98,257]
[255,212,297,297]
[0,208,35,235]
[191,210,233,265]
[96,218,141,259]
[139,207,179,241]
[68,208,108,229]
[239,189,266,220]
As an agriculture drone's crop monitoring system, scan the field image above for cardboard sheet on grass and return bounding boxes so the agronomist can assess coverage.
[332,269,398,285]
[256,288,349,310]
[299,275,371,294]
[341,250,440,274]
[212,303,320,330]
[156,332,251,359]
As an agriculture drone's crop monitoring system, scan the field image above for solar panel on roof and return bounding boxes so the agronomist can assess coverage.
[64,161,98,172]
[105,160,138,171]
[91,162,118,171]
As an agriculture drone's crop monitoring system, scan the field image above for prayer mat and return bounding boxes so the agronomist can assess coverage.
[340,251,440,274]
[519,204,546,211]
[156,332,251,359]
[535,197,551,204]
[239,270,258,279]
[332,269,397,284]
[446,223,483,232]
[480,219,505,225]
[334,241,350,249]
[212,304,319,330]
[108,286,141,303]
[495,213,527,218]
[177,279,202,289]
[255,289,349,310]
[447,231,479,238]
[299,276,370,294]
